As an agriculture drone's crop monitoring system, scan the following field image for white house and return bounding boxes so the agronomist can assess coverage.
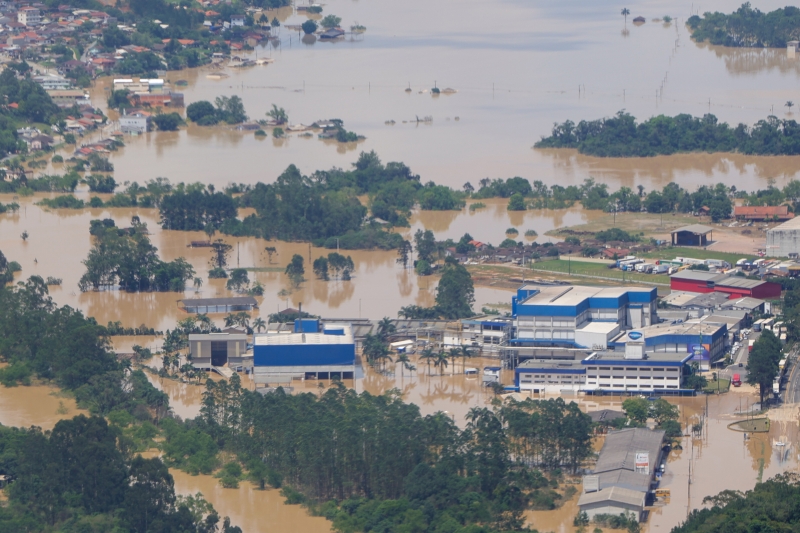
[230,14,245,26]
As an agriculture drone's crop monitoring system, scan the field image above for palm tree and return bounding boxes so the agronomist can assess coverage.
[193,277,203,292]
[433,351,449,376]
[637,184,645,198]
[253,317,267,333]
[224,313,237,328]
[374,351,394,373]
[786,101,795,113]
[448,348,461,375]
[458,345,475,373]
[621,7,630,23]
[377,317,396,342]
[397,353,410,377]
[419,347,436,376]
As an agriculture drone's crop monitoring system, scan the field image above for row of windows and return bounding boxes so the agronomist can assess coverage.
[589,366,677,372]
[592,382,679,389]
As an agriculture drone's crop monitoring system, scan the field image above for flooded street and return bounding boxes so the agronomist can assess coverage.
[75,0,800,192]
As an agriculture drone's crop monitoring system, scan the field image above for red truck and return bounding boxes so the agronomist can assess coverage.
[732,374,742,387]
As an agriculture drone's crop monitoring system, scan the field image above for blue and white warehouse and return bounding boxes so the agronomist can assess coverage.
[253,319,356,384]
[511,284,657,349]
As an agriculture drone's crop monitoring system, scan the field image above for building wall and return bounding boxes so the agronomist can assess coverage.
[254,343,355,367]
[583,363,683,391]
[119,116,148,133]
[580,502,642,521]
[767,227,800,257]
[517,370,585,393]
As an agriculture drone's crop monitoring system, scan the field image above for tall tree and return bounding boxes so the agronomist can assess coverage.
[435,257,475,319]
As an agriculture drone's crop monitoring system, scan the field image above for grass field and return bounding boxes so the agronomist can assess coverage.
[531,260,669,285]
[639,247,757,264]
[703,378,731,394]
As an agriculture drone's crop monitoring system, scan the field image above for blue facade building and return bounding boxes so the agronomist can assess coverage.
[511,284,657,349]
[253,320,356,384]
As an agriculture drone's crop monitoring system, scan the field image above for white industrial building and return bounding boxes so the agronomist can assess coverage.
[766,217,800,257]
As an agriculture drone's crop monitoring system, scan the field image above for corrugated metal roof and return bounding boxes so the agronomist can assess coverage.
[670,270,723,282]
[594,428,665,474]
[578,486,644,507]
[671,224,713,235]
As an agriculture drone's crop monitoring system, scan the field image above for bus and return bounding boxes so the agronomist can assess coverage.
[779,358,788,376]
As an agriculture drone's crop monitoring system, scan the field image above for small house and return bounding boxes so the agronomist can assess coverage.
[230,14,245,26]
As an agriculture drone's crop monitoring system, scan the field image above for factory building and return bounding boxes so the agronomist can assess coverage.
[513,321,725,393]
[188,332,248,370]
[669,271,781,300]
[511,284,657,349]
[578,428,665,522]
[767,217,800,257]
[253,320,356,384]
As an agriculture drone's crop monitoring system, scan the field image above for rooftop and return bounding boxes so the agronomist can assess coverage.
[577,486,645,508]
[255,323,354,346]
[671,224,713,235]
[518,284,653,307]
[517,355,585,372]
[594,428,665,474]
[769,217,800,231]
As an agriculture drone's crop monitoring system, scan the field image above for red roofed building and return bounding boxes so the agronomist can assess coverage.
[733,205,793,221]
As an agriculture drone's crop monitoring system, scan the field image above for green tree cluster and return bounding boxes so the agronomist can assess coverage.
[673,473,800,533]
[746,328,782,406]
[535,111,800,157]
[185,96,248,125]
[184,376,593,533]
[0,415,239,531]
[313,252,355,280]
[159,186,237,231]
[79,222,195,292]
[687,3,800,48]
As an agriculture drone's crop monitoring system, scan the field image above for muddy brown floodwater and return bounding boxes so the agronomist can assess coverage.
[0,196,546,332]
[170,470,332,533]
[0,383,87,430]
[70,0,800,194]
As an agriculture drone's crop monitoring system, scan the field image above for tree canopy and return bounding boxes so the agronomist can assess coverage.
[687,3,800,48]
[535,111,800,157]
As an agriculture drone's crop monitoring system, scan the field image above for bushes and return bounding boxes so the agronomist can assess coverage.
[595,228,638,243]
[161,418,219,475]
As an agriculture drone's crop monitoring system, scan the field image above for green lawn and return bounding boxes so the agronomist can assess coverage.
[639,247,757,264]
[703,378,731,394]
[530,260,669,285]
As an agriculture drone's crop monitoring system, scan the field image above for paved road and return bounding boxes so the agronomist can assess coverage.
[784,346,800,404]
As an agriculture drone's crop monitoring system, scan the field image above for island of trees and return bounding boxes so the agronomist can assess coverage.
[534,111,800,157]
[687,3,800,48]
